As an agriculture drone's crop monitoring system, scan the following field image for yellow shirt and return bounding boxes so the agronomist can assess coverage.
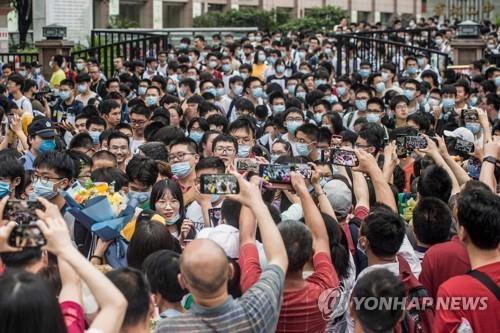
[252,63,267,81]
[49,69,66,89]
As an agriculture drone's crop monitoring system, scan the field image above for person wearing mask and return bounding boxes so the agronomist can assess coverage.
[401,79,421,115]
[343,86,372,131]
[48,55,67,89]
[125,156,159,209]
[244,76,265,107]
[336,76,354,113]
[52,79,84,124]
[89,64,107,98]
[75,73,98,106]
[295,123,320,161]
[168,137,200,206]
[220,76,244,115]
[252,50,267,81]
[22,118,58,171]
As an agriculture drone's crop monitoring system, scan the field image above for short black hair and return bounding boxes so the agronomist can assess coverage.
[357,123,385,152]
[107,130,130,147]
[86,116,107,129]
[125,156,159,187]
[278,220,313,272]
[91,167,128,191]
[352,268,405,332]
[130,104,152,119]
[34,151,77,179]
[92,150,117,167]
[106,268,151,328]
[69,133,94,151]
[296,123,319,142]
[362,208,405,257]
[413,197,452,246]
[457,186,500,250]
[228,116,256,138]
[417,165,452,203]
[220,199,242,229]
[142,250,187,303]
[212,133,238,152]
[195,157,225,173]
[169,137,199,154]
[99,99,120,116]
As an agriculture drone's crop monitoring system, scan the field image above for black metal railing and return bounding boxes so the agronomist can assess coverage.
[333,34,451,77]
[334,27,438,49]
[71,35,164,79]
[90,27,259,48]
[0,52,39,64]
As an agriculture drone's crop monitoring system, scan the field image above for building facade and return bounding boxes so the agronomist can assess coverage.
[93,0,428,29]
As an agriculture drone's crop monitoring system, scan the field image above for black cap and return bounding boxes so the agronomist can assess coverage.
[28,118,56,138]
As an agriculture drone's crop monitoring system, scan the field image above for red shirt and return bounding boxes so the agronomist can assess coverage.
[434,261,500,332]
[419,237,471,299]
[239,243,339,333]
[60,301,85,333]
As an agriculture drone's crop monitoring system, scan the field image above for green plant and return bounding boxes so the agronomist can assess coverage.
[108,16,140,29]
[280,6,347,32]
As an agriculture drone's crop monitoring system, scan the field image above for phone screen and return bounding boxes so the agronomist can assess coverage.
[200,174,239,195]
[331,149,359,167]
[259,163,312,183]
[396,135,407,158]
[208,208,222,227]
[463,109,478,122]
[454,138,474,155]
[234,158,259,173]
[405,136,427,150]
[3,200,41,225]
[8,225,46,248]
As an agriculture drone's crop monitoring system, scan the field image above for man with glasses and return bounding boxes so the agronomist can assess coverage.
[355,122,386,157]
[168,137,200,206]
[212,134,238,168]
[129,105,151,152]
[295,123,320,161]
[365,97,390,141]
[229,117,257,158]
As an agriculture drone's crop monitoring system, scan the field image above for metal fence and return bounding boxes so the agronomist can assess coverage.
[341,27,437,49]
[90,27,259,49]
[333,34,451,77]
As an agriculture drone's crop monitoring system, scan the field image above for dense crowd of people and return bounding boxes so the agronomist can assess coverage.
[0,16,499,333]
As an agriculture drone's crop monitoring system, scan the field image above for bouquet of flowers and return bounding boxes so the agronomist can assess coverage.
[63,181,135,241]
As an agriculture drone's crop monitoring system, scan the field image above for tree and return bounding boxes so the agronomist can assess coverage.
[279,6,347,32]
[11,0,32,48]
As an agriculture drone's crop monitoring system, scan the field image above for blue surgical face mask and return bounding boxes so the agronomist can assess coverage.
[171,161,192,178]
[39,139,56,153]
[276,65,285,74]
[442,98,455,110]
[407,67,417,75]
[355,99,367,111]
[495,76,500,87]
[189,131,203,143]
[359,69,370,78]
[465,122,481,134]
[166,84,176,93]
[324,95,338,105]
[319,177,331,188]
[240,73,249,80]
[296,91,306,100]
[403,89,416,101]
[165,213,180,226]
[469,96,478,106]
[287,85,296,95]
[272,104,286,114]
[88,131,101,145]
[216,88,225,97]
[258,54,266,62]
[366,113,380,123]
[210,194,221,203]
[271,154,280,163]
[221,64,231,73]
[237,145,251,158]
[59,91,71,101]
[0,181,10,199]
[233,85,243,95]
[128,190,150,204]
[206,88,217,97]
[337,87,347,97]
[145,95,158,107]
[375,82,385,93]
[315,79,325,87]
[296,142,311,157]
[33,179,57,199]
[286,121,303,134]
[138,86,147,96]
[252,87,263,98]
[314,113,323,124]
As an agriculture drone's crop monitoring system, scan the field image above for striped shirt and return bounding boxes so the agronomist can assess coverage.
[155,264,285,333]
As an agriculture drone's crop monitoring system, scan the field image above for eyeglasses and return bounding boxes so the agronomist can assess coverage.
[32,174,64,185]
[168,152,196,162]
[214,146,236,154]
[131,120,147,126]
[156,199,180,207]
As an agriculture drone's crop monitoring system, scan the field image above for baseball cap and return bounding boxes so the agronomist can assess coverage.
[443,127,474,143]
[324,179,352,218]
[27,117,56,138]
[196,224,240,259]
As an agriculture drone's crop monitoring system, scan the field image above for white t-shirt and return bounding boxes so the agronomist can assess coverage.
[14,95,33,115]
[185,200,223,232]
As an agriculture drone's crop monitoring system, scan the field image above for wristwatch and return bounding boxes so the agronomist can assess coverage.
[482,156,497,165]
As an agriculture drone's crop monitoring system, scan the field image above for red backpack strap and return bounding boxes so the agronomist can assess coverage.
[339,222,355,254]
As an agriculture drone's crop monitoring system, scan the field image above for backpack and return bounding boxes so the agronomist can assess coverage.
[396,255,435,333]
